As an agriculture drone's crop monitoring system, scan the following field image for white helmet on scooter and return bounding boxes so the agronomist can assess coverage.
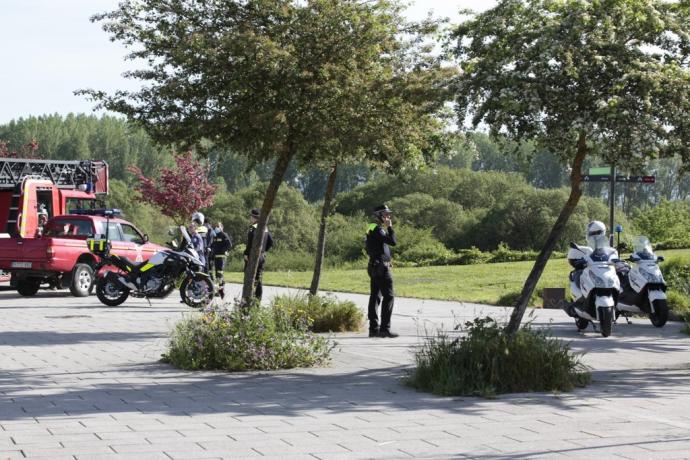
[191,211,205,225]
[586,220,607,248]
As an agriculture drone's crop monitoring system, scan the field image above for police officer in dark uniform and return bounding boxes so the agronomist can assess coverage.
[243,208,274,302]
[366,204,398,338]
[210,221,232,299]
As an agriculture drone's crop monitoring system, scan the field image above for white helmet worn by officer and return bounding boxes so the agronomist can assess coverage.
[192,212,205,225]
[586,220,607,249]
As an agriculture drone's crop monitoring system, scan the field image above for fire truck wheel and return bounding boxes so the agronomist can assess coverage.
[70,264,94,297]
[17,279,40,296]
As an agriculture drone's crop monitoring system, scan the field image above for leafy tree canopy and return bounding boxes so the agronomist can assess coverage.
[453,0,690,168]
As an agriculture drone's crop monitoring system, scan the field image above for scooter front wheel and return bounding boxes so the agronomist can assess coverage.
[598,307,613,337]
[649,299,669,328]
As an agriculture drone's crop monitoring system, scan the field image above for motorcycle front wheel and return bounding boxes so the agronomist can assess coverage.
[180,274,213,308]
[649,299,669,328]
[96,276,130,307]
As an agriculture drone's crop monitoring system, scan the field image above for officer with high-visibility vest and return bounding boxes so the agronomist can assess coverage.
[243,208,274,302]
[366,204,398,338]
[210,221,232,299]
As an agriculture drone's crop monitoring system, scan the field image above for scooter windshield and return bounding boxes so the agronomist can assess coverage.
[586,234,610,251]
[633,236,655,260]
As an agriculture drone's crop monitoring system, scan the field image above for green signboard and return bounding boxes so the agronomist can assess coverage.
[589,166,612,175]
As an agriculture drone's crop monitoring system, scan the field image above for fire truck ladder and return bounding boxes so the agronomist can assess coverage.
[0,158,108,235]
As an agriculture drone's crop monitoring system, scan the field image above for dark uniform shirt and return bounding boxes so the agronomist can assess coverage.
[210,230,232,255]
[366,223,396,263]
[244,224,274,260]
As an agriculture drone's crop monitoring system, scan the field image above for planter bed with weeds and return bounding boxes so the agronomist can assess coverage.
[271,292,364,333]
[163,304,333,371]
[406,317,590,397]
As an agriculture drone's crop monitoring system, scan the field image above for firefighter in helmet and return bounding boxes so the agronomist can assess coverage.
[210,221,232,299]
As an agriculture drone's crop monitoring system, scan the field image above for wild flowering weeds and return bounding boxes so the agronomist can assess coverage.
[163,303,333,371]
[407,316,590,397]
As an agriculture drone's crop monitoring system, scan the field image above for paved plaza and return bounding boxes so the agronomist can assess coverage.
[2,283,690,459]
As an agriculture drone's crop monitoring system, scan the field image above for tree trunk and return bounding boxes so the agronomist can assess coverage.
[506,132,588,335]
[309,162,338,296]
[241,148,294,305]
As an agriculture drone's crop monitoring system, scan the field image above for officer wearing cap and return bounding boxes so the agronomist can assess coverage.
[243,208,274,302]
[366,204,398,338]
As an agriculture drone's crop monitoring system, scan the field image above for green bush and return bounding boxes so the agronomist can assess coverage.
[668,290,690,322]
[655,238,690,250]
[163,305,332,371]
[271,293,364,333]
[490,242,539,263]
[406,317,590,397]
[495,289,540,307]
[634,200,690,243]
[661,258,690,297]
[393,225,453,265]
[453,246,492,265]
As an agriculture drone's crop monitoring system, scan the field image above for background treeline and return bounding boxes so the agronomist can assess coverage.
[2,114,689,270]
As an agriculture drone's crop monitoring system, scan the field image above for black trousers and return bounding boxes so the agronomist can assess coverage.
[367,262,394,332]
[213,255,226,287]
[244,258,266,301]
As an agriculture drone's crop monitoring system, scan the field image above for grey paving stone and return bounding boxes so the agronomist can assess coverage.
[4,285,690,460]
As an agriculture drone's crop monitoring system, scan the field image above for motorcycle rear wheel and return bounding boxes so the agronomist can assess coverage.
[649,299,669,328]
[96,276,130,307]
[180,274,213,308]
[598,307,613,337]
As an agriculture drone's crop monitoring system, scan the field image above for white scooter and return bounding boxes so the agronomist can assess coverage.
[565,236,621,337]
[615,236,668,327]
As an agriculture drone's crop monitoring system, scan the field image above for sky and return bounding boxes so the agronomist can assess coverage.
[0,0,494,124]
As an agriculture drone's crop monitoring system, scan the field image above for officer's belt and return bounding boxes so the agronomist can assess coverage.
[369,260,391,267]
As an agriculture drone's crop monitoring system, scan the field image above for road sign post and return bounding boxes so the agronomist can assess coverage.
[585,167,655,245]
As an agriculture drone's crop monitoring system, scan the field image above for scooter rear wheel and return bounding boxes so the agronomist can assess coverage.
[649,299,669,328]
[598,307,613,337]
[575,317,589,331]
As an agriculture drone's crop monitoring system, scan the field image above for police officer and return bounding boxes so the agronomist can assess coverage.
[192,212,213,272]
[366,204,398,338]
[243,208,274,302]
[210,221,232,299]
[188,222,206,269]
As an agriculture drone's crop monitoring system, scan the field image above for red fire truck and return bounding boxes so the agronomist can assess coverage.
[0,158,163,296]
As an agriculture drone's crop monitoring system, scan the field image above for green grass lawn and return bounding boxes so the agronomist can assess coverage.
[226,249,690,305]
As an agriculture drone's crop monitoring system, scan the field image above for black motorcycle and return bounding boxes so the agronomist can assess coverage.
[89,224,214,308]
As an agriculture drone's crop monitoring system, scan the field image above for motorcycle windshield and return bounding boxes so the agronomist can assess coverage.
[633,236,655,260]
[178,225,192,250]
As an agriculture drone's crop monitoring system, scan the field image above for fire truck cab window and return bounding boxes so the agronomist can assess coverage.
[45,219,93,237]
[66,198,97,213]
[120,224,144,245]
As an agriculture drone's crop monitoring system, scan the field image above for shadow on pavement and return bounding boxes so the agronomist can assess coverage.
[0,330,167,346]
[2,361,690,422]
